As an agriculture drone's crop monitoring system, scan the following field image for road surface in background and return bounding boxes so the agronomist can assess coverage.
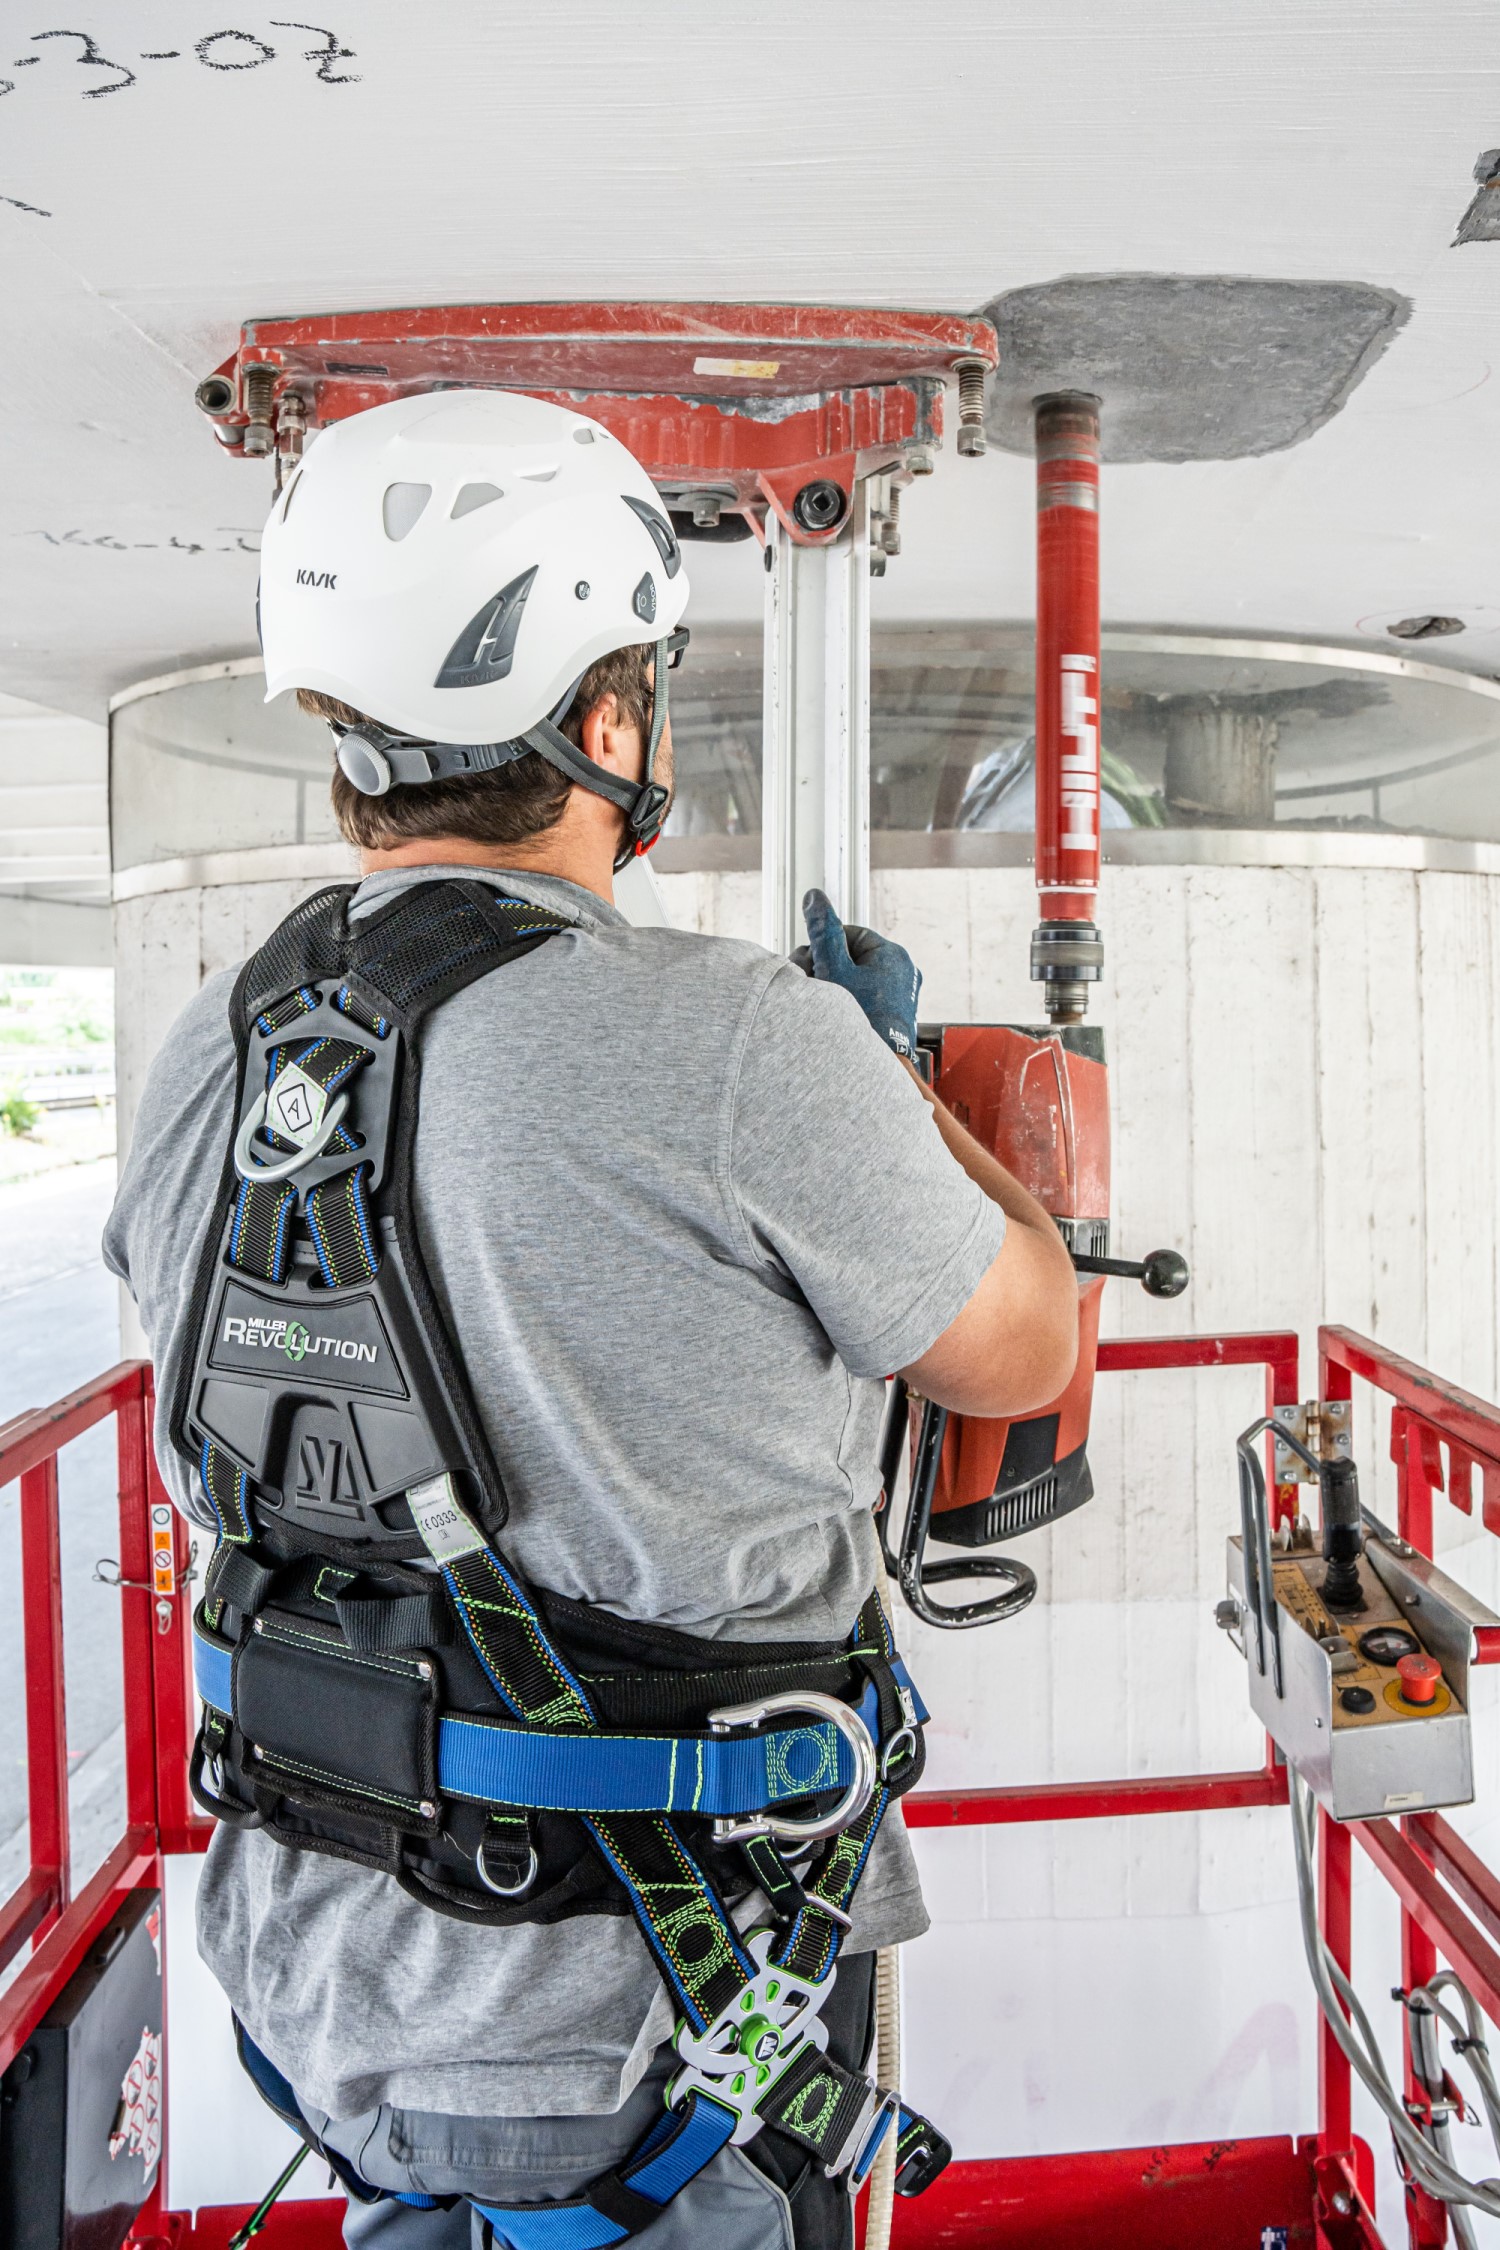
[0,1157,127,1931]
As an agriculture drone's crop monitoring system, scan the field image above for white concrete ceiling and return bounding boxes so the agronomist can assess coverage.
[2,1,1499,716]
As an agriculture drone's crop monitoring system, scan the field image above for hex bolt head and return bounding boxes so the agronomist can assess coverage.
[905,444,937,476]
[791,478,847,534]
[1214,1599,1241,1632]
[957,424,987,459]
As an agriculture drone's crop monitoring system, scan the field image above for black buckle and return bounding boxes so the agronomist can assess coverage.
[894,2112,952,2198]
[628,781,671,839]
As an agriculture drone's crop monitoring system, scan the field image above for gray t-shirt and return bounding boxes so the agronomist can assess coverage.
[104,867,1004,2120]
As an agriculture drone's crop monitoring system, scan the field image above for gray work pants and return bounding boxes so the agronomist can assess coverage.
[291,1956,878,2250]
[301,2059,792,2250]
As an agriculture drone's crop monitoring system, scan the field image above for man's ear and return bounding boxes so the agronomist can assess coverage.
[578,693,624,772]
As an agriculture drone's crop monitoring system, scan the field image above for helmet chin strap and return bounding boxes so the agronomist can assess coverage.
[329,636,673,870]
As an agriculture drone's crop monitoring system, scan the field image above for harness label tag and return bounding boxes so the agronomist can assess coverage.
[407,1473,486,1563]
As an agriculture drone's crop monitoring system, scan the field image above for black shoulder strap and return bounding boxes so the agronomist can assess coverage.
[169,878,575,1548]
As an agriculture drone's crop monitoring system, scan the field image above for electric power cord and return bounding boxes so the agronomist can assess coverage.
[1290,1770,1500,2221]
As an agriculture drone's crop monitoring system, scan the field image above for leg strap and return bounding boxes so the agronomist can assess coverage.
[470,2089,737,2249]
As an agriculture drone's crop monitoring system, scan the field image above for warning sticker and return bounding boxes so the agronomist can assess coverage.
[151,1503,176,1598]
[109,2025,162,2180]
[693,356,780,379]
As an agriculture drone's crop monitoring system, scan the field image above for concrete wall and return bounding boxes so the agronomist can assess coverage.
[123,858,1500,2229]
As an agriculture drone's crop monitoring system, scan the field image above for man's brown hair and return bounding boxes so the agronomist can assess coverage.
[303,641,654,851]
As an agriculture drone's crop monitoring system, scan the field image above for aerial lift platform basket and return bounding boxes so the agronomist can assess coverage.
[7,303,1500,2249]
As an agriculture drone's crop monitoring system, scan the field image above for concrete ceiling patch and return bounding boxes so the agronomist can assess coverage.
[1454,150,1500,244]
[980,275,1412,462]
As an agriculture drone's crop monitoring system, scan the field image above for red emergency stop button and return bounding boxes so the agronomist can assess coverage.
[1397,1654,1441,1706]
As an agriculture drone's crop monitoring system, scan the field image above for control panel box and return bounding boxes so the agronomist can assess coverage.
[1224,1533,1498,1821]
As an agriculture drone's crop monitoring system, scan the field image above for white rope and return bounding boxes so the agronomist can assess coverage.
[864,1945,902,2250]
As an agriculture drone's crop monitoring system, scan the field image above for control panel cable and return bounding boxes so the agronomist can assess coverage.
[1291,1768,1500,2234]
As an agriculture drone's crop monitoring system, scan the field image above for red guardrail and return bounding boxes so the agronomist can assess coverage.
[905,1329,1299,1833]
[0,1362,201,2080]
[1318,1326,1500,2247]
[11,1327,1500,2247]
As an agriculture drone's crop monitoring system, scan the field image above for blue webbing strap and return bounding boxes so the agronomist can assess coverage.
[471,2091,737,2250]
[192,1626,875,1817]
[436,1530,759,2032]
[438,1686,874,1813]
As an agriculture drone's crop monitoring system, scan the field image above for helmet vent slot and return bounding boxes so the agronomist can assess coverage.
[518,464,558,483]
[450,481,503,520]
[382,482,432,542]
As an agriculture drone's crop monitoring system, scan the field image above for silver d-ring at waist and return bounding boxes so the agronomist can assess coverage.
[879,1723,917,1781]
[476,1836,540,1898]
[706,1688,878,1847]
[233,1088,350,1185]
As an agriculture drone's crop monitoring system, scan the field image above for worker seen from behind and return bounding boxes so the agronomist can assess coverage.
[104,392,1078,2250]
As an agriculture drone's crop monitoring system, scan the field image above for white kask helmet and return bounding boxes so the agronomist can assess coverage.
[258,389,691,858]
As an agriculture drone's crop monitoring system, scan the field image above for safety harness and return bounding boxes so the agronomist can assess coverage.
[171,877,949,2239]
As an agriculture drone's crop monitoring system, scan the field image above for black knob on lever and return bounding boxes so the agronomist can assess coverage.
[1070,1247,1190,1298]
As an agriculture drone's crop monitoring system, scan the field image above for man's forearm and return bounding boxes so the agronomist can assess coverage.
[902,1060,1074,1265]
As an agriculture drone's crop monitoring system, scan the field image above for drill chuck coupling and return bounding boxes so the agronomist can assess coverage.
[1030,920,1104,1025]
[1319,1455,1366,1612]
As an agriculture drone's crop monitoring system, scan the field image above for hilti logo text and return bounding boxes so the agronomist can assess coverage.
[1060,653,1098,851]
[296,568,338,589]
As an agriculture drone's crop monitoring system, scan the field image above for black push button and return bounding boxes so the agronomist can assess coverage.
[1340,1686,1377,1714]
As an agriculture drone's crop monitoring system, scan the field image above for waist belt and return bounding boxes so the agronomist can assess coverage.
[194,1627,924,1819]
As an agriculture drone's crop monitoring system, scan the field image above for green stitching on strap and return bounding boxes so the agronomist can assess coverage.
[778,2067,842,2148]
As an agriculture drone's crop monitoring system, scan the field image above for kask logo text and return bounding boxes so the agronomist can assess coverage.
[296,568,338,589]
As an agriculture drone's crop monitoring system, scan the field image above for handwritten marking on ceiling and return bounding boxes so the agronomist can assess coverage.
[0,21,359,99]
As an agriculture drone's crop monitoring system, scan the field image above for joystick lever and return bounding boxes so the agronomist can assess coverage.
[1070,1246,1190,1299]
[1318,1455,1365,1613]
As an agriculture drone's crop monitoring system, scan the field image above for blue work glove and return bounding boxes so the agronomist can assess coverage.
[793,888,922,1060]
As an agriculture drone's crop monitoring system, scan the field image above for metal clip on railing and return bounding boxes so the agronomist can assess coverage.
[95,1539,198,1635]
